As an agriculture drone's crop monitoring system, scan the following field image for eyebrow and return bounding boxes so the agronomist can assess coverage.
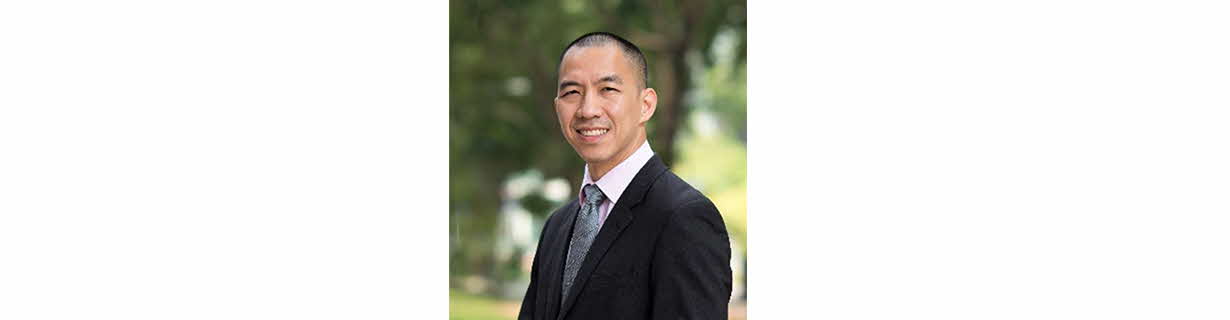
[558,74,625,91]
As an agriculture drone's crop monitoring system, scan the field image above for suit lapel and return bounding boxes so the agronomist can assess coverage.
[542,200,579,320]
[556,156,668,320]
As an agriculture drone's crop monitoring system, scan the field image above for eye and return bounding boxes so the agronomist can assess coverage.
[560,90,579,97]
[602,87,619,92]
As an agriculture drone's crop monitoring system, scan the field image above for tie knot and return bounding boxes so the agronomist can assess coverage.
[582,184,605,205]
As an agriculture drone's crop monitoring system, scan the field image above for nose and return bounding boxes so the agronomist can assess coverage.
[576,93,603,119]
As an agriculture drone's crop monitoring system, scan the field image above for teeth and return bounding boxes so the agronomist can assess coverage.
[579,129,608,136]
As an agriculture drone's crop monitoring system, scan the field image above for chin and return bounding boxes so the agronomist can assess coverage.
[576,147,615,165]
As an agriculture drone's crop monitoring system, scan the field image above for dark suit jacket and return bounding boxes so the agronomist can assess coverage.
[519,155,732,320]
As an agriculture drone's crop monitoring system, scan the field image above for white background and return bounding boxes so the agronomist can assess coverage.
[2,1,436,318]
[2,1,1228,319]
[752,1,1230,319]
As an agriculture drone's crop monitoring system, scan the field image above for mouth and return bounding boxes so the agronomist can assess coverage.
[574,128,610,142]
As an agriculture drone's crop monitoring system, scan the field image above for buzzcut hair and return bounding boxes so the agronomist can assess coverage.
[558,32,650,89]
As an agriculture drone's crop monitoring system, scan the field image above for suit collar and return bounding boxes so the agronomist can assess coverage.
[557,155,668,320]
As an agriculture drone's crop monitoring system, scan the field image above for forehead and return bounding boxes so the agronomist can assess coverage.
[558,45,635,81]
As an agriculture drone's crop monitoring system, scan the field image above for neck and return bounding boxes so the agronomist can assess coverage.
[587,163,616,182]
[587,138,644,182]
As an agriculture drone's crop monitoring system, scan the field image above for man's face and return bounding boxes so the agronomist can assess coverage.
[555,45,650,168]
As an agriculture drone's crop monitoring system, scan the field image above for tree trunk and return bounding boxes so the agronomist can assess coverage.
[652,47,689,167]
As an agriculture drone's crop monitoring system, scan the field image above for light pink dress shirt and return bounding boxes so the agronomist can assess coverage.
[579,141,655,229]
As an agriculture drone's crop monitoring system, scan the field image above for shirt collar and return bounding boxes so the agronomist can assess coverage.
[580,140,654,206]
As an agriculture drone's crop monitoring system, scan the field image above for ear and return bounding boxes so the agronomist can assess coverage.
[639,87,658,124]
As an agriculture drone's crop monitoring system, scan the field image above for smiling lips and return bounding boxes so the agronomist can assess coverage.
[575,128,609,143]
[578,128,609,136]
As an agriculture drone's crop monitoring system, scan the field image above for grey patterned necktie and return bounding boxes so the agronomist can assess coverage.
[561,184,605,304]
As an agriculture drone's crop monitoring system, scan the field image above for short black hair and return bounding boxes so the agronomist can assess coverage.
[558,32,649,89]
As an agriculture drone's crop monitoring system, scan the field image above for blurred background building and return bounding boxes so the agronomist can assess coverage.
[450,0,746,318]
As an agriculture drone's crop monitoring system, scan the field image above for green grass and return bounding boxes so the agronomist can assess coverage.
[449,290,516,320]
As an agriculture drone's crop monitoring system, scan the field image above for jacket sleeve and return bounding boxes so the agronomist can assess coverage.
[519,216,553,320]
[650,198,732,319]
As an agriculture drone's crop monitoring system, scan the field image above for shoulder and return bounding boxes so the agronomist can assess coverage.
[647,170,712,211]
[644,170,726,232]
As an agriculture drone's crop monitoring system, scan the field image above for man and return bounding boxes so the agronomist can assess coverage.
[518,32,732,320]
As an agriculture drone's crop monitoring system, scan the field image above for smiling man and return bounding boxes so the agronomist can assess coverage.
[518,32,732,320]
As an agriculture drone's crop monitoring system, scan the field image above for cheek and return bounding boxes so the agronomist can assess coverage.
[615,104,640,128]
[554,104,571,127]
